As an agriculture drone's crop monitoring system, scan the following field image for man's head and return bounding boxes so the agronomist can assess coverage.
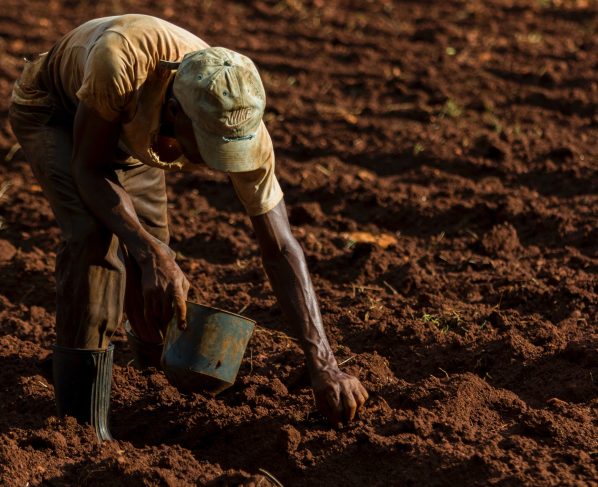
[161,47,267,173]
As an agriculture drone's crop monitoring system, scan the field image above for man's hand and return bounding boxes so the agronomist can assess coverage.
[140,243,190,333]
[311,367,369,427]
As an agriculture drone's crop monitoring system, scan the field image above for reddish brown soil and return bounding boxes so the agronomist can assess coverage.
[0,0,597,485]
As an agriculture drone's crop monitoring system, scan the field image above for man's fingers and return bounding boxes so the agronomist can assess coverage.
[174,291,187,330]
[358,382,369,401]
[341,391,358,423]
[358,389,368,407]
[312,373,371,427]
[350,380,368,419]
[357,384,369,409]
[354,390,368,419]
[175,277,190,330]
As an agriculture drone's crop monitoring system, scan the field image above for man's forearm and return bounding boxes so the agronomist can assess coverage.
[260,234,339,375]
[73,166,160,263]
[252,202,368,424]
[251,202,339,374]
[71,103,164,264]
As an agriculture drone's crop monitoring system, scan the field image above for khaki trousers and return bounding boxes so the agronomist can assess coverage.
[9,101,169,349]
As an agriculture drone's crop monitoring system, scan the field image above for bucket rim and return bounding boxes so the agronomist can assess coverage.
[186,300,257,326]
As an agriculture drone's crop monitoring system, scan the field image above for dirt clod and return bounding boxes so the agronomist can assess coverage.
[0,239,17,261]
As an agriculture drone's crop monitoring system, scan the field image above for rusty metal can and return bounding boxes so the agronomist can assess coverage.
[161,302,255,395]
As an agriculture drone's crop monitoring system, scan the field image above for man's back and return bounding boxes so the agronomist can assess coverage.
[13,14,209,170]
[42,15,206,120]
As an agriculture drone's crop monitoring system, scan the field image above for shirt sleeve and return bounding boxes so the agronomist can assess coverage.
[76,32,140,122]
[228,127,284,216]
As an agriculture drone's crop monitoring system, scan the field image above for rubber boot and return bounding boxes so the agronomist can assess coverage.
[125,321,163,369]
[52,344,114,441]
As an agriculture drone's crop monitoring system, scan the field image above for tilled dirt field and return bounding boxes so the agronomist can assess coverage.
[0,0,597,485]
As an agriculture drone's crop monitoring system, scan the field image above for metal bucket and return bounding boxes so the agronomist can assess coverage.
[161,302,255,395]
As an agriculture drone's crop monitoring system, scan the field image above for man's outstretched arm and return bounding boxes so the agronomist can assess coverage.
[250,200,368,426]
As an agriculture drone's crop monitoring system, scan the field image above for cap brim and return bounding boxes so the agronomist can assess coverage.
[192,121,266,173]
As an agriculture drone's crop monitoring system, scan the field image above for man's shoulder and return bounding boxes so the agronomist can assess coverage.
[101,14,182,36]
[96,14,203,50]
[82,14,206,76]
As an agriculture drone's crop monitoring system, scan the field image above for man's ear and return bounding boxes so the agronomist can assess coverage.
[165,97,180,124]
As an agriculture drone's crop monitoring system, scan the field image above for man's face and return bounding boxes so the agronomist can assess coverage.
[173,105,204,166]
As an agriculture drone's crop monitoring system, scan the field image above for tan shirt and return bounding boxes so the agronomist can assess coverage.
[12,14,283,216]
